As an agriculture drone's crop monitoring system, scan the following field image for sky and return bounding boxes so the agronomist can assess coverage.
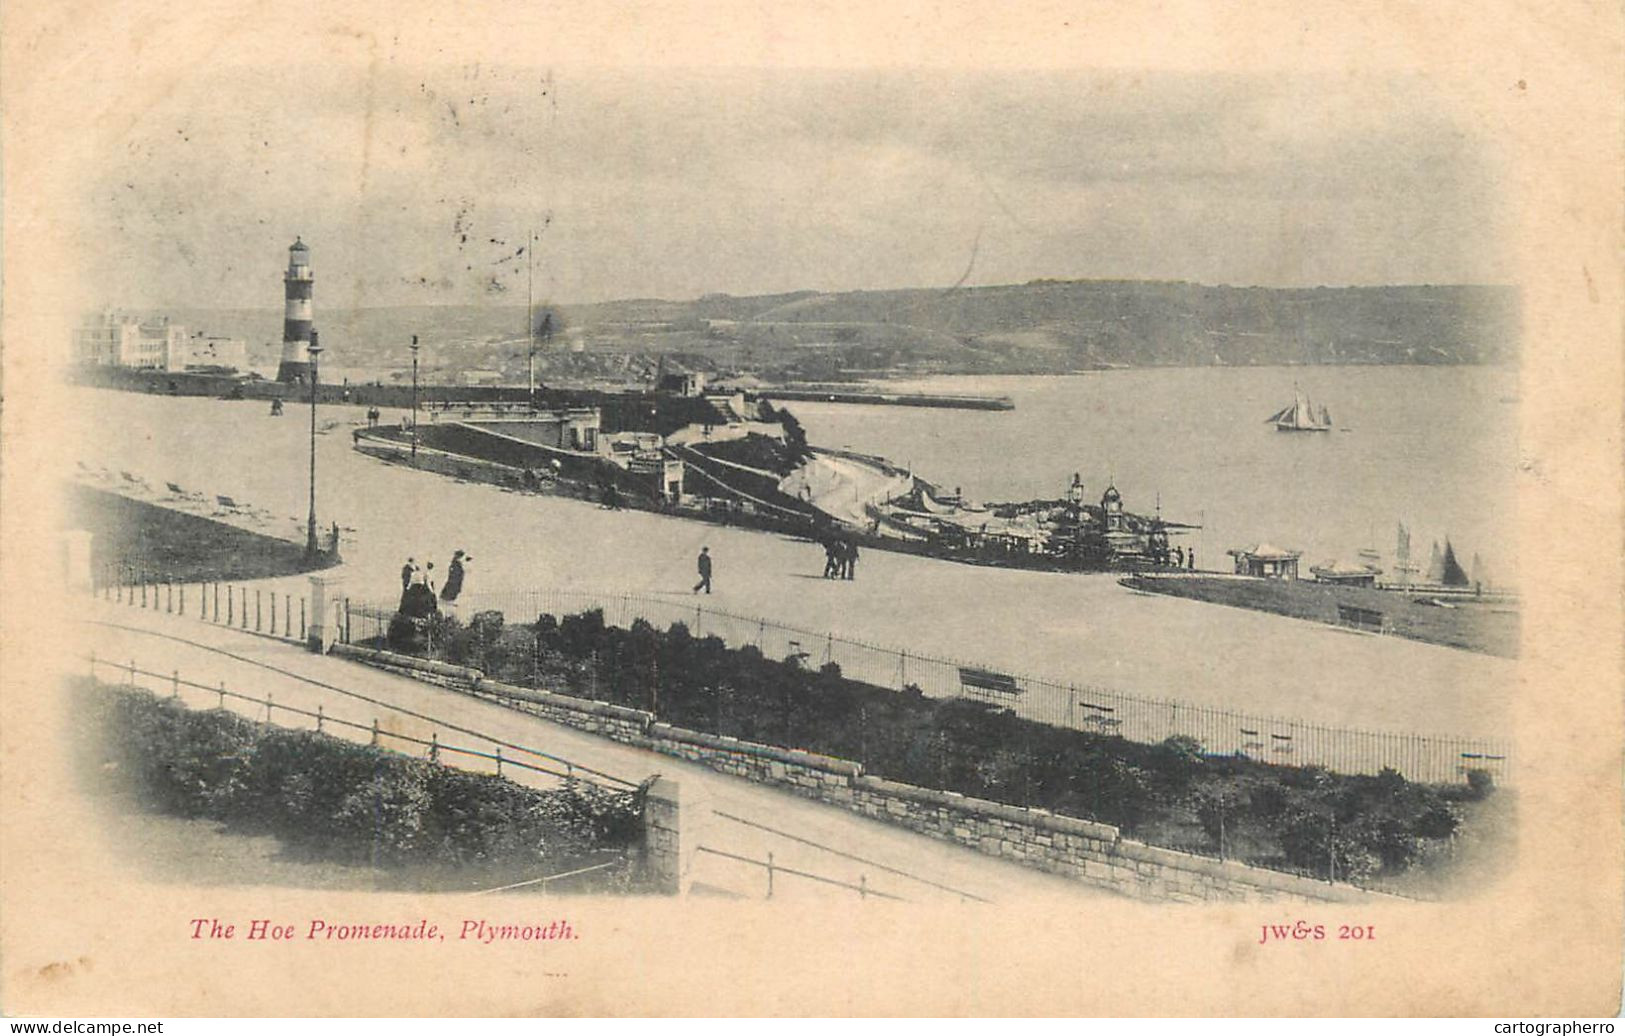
[75,65,1508,311]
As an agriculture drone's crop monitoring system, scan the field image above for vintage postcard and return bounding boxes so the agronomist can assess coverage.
[2,0,1620,1018]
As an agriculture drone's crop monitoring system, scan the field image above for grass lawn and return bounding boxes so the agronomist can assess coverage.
[1121,574,1518,658]
[68,485,338,583]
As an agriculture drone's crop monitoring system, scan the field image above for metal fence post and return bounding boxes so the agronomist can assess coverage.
[166,583,173,613]
[371,718,380,746]
[285,594,292,638]
[179,584,186,616]
[256,590,263,632]
[127,658,136,685]
[316,704,324,732]
[88,650,97,678]
[241,588,249,629]
[172,670,180,699]
[300,598,307,640]
[270,593,276,634]
[227,586,234,626]
[140,581,148,608]
[345,598,352,645]
[218,681,226,708]
[766,851,775,899]
[495,746,503,776]
[429,732,439,761]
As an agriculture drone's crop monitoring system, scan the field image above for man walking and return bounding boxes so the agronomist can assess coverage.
[844,538,859,581]
[401,557,418,591]
[693,546,713,594]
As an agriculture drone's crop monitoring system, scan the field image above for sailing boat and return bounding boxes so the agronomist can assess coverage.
[1266,386,1333,432]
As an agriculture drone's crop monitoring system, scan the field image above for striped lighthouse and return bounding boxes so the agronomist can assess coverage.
[276,237,315,383]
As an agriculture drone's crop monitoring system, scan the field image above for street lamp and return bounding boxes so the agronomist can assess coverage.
[526,227,537,409]
[305,330,323,560]
[410,334,420,461]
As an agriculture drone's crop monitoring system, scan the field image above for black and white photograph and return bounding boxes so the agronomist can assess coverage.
[2,0,1620,1019]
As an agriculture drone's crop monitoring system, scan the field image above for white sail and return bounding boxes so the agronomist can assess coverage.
[1269,388,1332,429]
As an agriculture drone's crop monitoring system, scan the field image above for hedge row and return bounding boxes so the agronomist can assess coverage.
[78,678,645,881]
[386,608,1500,885]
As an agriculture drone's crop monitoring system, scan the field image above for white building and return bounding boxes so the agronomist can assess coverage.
[73,311,188,371]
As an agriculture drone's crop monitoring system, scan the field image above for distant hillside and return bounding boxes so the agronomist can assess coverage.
[158,280,1517,381]
[743,281,1518,369]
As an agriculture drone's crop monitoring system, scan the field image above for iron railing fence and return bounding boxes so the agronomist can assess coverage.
[343,586,1512,787]
[95,564,308,643]
[90,566,1513,788]
[83,651,639,792]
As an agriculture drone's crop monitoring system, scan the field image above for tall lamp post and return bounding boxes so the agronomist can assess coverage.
[410,334,420,461]
[526,227,536,409]
[305,330,323,560]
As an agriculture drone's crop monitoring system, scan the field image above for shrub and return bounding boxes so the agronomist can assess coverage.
[1147,735,1205,794]
[1465,768,1496,799]
[1247,782,1289,821]
[334,766,434,864]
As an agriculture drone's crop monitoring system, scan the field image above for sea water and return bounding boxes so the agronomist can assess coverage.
[790,366,1519,582]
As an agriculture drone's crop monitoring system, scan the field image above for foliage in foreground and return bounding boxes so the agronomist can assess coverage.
[78,679,644,880]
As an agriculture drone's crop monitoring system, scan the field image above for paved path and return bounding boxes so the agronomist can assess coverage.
[78,602,1108,905]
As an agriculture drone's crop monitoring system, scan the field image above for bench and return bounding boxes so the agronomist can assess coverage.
[959,666,1022,697]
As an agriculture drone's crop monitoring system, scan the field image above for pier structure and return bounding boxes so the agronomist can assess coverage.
[276,238,315,384]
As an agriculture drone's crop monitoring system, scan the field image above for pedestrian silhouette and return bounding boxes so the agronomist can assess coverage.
[693,546,712,594]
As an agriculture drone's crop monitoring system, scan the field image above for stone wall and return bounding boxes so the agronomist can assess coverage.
[332,643,1395,904]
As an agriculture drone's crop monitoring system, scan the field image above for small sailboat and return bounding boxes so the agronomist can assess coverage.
[1266,386,1333,432]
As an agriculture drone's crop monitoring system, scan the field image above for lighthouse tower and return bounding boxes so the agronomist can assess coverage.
[276,238,314,383]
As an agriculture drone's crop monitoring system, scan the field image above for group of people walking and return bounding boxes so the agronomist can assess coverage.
[398,549,472,617]
[821,535,860,580]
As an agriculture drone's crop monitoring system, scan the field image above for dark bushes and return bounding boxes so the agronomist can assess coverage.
[375,608,1497,885]
[82,680,642,876]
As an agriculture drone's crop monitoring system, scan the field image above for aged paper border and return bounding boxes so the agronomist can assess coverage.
[2,0,1621,1017]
